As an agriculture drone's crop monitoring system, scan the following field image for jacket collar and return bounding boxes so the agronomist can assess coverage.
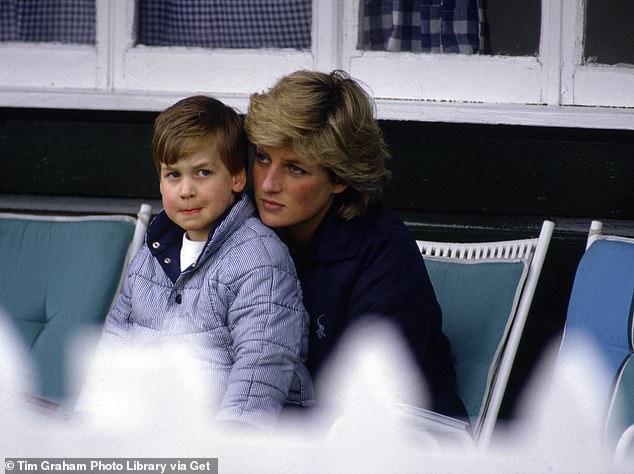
[147,192,255,282]
[299,198,371,264]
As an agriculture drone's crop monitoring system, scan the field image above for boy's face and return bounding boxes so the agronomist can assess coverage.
[159,148,246,241]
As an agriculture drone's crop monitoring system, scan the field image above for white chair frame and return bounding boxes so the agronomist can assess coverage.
[416,220,555,449]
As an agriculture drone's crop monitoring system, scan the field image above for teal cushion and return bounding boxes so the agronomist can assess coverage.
[0,216,135,403]
[423,257,527,422]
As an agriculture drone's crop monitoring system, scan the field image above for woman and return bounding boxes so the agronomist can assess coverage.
[245,69,466,419]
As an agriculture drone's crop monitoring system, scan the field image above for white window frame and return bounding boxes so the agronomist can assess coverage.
[560,0,634,109]
[0,0,633,130]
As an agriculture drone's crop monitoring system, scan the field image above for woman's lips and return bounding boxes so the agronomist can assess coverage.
[259,199,284,212]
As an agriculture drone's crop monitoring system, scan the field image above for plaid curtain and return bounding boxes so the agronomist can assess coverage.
[0,0,95,44]
[137,0,312,49]
[362,0,485,54]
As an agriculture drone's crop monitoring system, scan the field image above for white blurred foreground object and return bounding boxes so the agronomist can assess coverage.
[509,336,624,472]
[615,424,634,464]
[0,311,631,472]
[74,342,215,432]
[319,318,473,452]
[0,310,35,421]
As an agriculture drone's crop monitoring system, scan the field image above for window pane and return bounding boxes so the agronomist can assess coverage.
[137,0,312,50]
[360,0,482,54]
[0,0,95,44]
[359,0,540,57]
[484,0,539,56]
[584,0,634,66]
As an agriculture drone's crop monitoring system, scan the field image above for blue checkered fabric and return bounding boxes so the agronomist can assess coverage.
[362,0,483,54]
[0,0,95,44]
[137,0,312,49]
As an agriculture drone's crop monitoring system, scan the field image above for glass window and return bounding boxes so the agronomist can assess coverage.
[484,0,539,56]
[136,0,312,49]
[0,0,95,44]
[584,0,634,65]
[358,0,541,56]
[359,0,483,54]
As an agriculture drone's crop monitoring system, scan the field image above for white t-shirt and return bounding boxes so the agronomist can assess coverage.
[180,233,206,272]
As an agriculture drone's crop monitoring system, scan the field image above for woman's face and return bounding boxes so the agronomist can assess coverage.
[252,145,347,252]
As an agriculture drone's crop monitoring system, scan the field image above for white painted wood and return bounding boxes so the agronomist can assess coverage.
[539,0,563,105]
[109,0,135,91]
[573,65,634,108]
[0,89,241,112]
[0,44,97,89]
[2,89,634,131]
[120,47,312,94]
[350,54,543,104]
[312,0,342,72]
[94,0,110,90]
[559,0,584,105]
[373,100,634,130]
[340,0,362,67]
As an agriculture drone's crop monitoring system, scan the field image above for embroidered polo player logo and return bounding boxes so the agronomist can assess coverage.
[315,314,326,339]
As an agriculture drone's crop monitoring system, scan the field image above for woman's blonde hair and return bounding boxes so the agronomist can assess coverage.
[245,70,390,219]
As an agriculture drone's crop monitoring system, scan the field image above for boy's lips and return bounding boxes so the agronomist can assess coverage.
[180,208,202,215]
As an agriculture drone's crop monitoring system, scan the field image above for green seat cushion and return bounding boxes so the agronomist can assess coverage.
[0,216,135,403]
[424,257,527,422]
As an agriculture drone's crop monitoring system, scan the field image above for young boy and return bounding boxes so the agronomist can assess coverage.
[80,95,313,431]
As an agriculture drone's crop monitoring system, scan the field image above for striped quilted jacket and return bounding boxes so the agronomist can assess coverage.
[89,193,313,430]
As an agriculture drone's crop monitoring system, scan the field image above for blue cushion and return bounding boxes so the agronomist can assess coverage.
[424,257,527,422]
[0,216,135,404]
[562,239,634,407]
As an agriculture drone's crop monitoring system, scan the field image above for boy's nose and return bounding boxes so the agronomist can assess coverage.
[179,178,195,198]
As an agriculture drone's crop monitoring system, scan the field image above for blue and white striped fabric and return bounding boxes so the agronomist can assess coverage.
[0,0,95,44]
[137,0,312,49]
[362,0,483,54]
[81,193,314,431]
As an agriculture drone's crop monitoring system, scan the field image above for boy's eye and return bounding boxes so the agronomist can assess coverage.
[197,169,211,177]
[165,171,180,179]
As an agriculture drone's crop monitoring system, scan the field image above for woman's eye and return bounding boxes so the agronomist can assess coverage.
[288,164,306,176]
[254,152,270,164]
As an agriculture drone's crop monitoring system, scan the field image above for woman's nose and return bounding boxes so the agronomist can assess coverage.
[259,167,282,193]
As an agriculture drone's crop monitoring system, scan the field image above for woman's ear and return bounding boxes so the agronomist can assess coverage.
[333,182,348,195]
[232,168,247,192]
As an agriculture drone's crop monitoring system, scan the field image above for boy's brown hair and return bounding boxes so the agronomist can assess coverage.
[152,95,247,175]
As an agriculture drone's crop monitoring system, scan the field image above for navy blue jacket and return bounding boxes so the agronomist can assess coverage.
[294,199,466,419]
